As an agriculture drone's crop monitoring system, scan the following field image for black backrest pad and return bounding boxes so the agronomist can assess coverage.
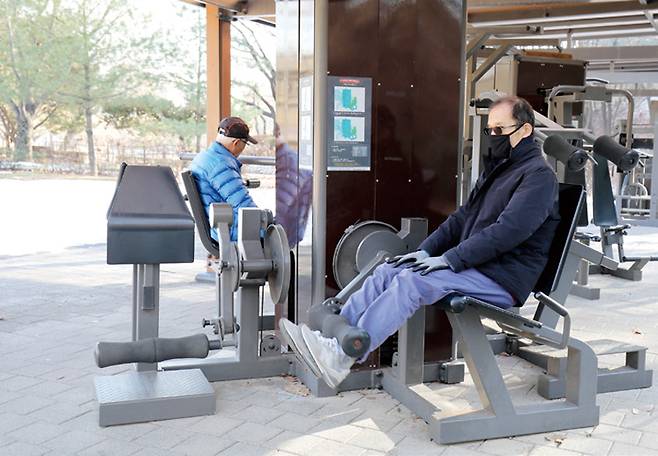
[533,183,585,295]
[181,171,219,257]
[107,165,195,265]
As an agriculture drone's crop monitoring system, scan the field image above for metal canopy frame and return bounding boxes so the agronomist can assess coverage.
[466,1,658,64]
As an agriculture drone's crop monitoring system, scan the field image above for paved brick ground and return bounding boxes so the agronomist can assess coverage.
[1,228,658,455]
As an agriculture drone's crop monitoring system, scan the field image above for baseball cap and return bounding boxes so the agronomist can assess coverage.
[218,117,258,144]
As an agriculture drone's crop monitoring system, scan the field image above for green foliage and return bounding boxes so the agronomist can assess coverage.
[0,0,77,159]
[102,94,205,147]
[0,0,271,167]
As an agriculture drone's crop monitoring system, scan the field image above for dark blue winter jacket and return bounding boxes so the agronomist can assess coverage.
[419,136,559,305]
[189,141,256,242]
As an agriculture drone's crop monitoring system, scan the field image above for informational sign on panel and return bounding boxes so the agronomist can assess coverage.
[327,76,372,171]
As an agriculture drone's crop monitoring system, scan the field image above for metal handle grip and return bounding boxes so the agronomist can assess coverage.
[95,334,213,368]
[308,299,370,359]
[535,292,571,349]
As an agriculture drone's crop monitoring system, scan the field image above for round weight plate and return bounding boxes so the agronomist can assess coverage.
[356,230,406,272]
[333,221,398,289]
[224,243,240,292]
[264,224,290,305]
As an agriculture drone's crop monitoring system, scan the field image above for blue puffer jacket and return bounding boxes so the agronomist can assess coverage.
[189,141,256,242]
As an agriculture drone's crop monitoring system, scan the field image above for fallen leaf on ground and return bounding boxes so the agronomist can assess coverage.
[545,434,566,446]
[283,376,310,396]
[633,328,643,335]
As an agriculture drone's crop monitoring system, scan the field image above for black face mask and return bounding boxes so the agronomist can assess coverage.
[485,134,512,160]
[484,124,524,160]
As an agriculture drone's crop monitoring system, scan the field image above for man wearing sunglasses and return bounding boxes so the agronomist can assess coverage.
[280,95,560,390]
[190,116,259,242]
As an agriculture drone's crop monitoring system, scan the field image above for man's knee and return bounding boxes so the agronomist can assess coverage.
[374,261,397,277]
[395,267,452,299]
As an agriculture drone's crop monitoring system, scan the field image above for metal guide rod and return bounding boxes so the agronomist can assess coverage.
[312,0,329,309]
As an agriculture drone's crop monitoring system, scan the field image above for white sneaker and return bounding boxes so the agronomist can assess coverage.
[278,318,322,378]
[300,324,355,389]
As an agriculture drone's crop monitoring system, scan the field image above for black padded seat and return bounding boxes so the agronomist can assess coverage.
[182,170,219,257]
[436,293,542,329]
[435,183,585,319]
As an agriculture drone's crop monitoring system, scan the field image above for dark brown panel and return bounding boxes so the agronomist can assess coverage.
[325,0,380,296]
[516,58,586,117]
[326,0,465,363]
[412,0,464,362]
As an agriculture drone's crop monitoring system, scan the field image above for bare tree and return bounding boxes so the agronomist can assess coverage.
[232,21,275,130]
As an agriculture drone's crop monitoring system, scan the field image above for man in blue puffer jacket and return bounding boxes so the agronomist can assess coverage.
[190,117,258,242]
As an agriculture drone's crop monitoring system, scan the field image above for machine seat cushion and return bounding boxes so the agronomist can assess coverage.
[435,293,542,329]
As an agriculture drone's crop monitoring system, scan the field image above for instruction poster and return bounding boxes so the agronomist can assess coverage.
[327,76,372,171]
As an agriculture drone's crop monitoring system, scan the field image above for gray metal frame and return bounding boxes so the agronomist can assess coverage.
[513,101,653,398]
[381,297,598,444]
[97,200,294,427]
[96,264,217,426]
[162,207,290,381]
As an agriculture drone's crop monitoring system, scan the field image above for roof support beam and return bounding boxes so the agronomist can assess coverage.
[469,1,658,26]
[566,46,658,61]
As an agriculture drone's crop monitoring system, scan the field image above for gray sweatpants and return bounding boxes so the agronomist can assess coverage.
[339,262,515,362]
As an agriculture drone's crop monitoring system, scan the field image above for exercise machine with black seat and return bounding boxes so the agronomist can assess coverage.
[94,163,292,426]
[308,184,600,443]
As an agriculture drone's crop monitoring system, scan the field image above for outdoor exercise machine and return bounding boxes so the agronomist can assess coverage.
[308,184,600,443]
[94,163,291,426]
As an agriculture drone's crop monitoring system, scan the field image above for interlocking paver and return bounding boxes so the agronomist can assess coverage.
[0,412,39,434]
[0,441,50,456]
[232,404,286,425]
[346,427,405,452]
[7,421,66,445]
[590,423,643,445]
[0,395,54,415]
[557,433,614,454]
[171,434,235,456]
[41,429,106,453]
[28,401,93,424]
[527,445,583,455]
[262,430,325,454]
[1,375,43,392]
[478,437,535,455]
[349,411,402,433]
[300,438,366,456]
[76,438,143,456]
[189,415,244,437]
[271,412,322,433]
[229,421,285,444]
[217,441,294,456]
[389,436,448,455]
[132,426,198,450]
[609,441,658,456]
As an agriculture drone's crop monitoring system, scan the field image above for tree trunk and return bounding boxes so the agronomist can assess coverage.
[60,129,76,152]
[13,105,33,161]
[84,104,96,175]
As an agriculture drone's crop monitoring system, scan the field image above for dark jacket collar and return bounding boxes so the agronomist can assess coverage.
[509,135,541,163]
[483,135,540,175]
